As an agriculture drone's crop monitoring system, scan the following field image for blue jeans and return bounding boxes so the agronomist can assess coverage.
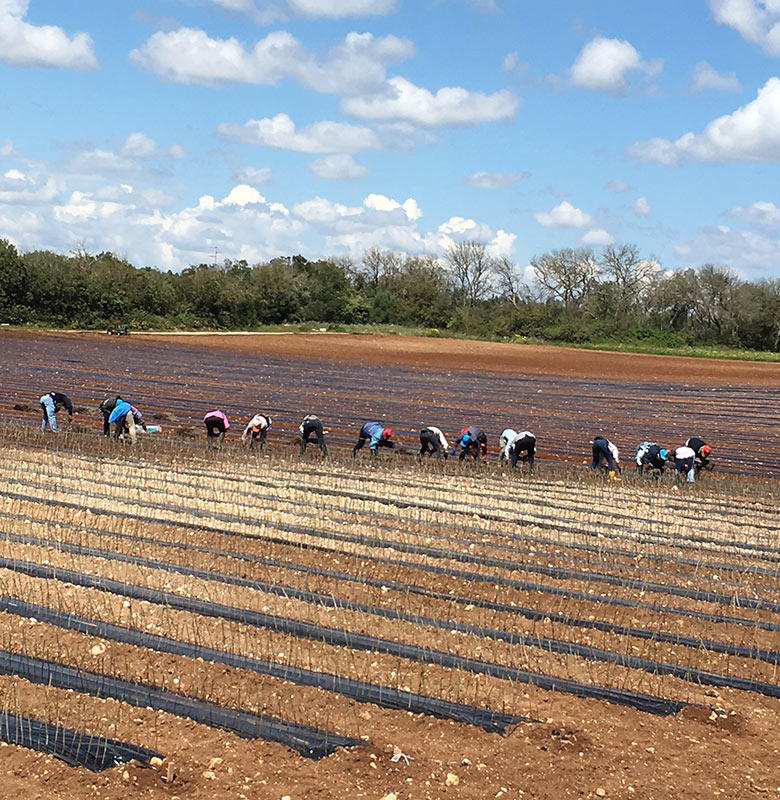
[40,395,57,432]
[675,456,695,483]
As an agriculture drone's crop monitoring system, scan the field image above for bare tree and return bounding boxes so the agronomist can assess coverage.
[531,247,599,311]
[445,240,496,306]
[599,243,660,321]
[361,247,404,288]
[494,256,532,308]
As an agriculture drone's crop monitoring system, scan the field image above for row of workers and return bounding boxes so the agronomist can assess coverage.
[593,436,713,482]
[37,392,710,477]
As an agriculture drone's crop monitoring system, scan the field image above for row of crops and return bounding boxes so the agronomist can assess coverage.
[0,426,779,780]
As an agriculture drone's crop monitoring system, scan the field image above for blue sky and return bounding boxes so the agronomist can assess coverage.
[3,0,780,279]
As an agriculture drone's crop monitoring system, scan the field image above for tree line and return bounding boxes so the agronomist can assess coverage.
[1,237,779,351]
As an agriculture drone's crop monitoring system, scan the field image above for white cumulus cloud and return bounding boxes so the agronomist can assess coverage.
[581,228,615,246]
[121,132,185,160]
[691,60,741,92]
[569,36,661,95]
[233,166,274,185]
[465,170,530,189]
[677,223,780,275]
[308,154,369,180]
[534,200,592,228]
[218,114,380,153]
[286,0,397,16]
[708,0,780,56]
[629,77,780,164]
[130,28,413,96]
[341,76,518,126]
[633,196,652,216]
[726,200,780,225]
[0,0,97,70]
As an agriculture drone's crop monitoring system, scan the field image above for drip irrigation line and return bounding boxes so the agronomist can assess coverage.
[3,508,779,667]
[0,649,361,760]
[4,490,774,601]
[5,492,780,634]
[0,598,524,735]
[8,435,780,588]
[8,455,780,581]
[0,558,686,717]
[0,711,163,772]
[4,531,780,702]
[7,433,780,553]
[4,481,778,612]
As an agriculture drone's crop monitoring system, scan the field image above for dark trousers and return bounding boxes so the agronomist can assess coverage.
[102,413,111,436]
[510,436,535,468]
[640,455,664,475]
[300,420,327,455]
[459,442,480,461]
[249,428,267,451]
[419,429,444,459]
[205,417,226,448]
[353,437,392,456]
[592,440,617,471]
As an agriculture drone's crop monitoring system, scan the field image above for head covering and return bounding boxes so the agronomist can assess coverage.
[659,449,668,460]
[701,445,711,458]
[382,428,392,439]
[461,433,471,445]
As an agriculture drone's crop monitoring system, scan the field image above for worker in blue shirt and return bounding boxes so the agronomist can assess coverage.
[352,421,394,457]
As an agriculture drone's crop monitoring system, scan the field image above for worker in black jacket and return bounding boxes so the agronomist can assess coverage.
[635,442,667,476]
[452,426,487,461]
[98,396,123,436]
[685,436,713,475]
[299,415,328,456]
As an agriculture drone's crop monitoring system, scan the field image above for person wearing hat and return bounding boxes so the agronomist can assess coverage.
[418,425,449,460]
[591,436,621,475]
[635,441,667,476]
[685,436,713,476]
[99,396,123,436]
[452,425,487,461]
[242,413,272,452]
[352,421,394,457]
[299,414,327,456]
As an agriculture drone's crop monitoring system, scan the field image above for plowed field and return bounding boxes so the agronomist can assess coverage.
[0,330,779,800]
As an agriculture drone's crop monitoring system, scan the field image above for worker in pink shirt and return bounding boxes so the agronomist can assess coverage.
[203,409,230,449]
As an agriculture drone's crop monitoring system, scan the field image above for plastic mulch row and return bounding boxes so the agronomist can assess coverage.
[0,597,524,735]
[0,710,163,772]
[0,557,685,716]
[0,649,362,760]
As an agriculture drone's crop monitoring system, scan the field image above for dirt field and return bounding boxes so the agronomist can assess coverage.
[1,331,780,799]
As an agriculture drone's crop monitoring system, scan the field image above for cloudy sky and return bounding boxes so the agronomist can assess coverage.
[2,0,780,277]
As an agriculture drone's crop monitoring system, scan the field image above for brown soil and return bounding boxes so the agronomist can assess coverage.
[2,332,780,799]
[135,332,780,385]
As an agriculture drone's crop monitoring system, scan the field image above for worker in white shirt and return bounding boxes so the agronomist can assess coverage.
[671,444,696,483]
[242,413,272,452]
[498,429,517,462]
[507,430,536,469]
[418,426,449,460]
